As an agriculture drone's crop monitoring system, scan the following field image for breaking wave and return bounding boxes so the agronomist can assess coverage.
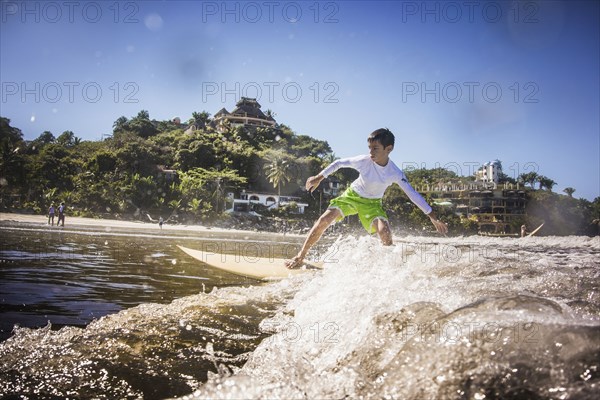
[1,235,598,399]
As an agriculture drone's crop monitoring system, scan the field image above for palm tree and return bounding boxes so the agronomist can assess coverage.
[113,116,128,132]
[135,110,150,120]
[544,178,557,192]
[536,175,546,190]
[519,172,539,189]
[211,178,224,213]
[57,130,76,147]
[563,187,576,197]
[264,154,294,201]
[191,111,211,128]
[537,175,557,191]
[37,131,56,145]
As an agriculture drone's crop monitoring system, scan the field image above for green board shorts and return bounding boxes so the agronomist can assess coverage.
[328,187,388,234]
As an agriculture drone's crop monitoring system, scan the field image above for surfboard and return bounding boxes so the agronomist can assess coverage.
[527,223,544,237]
[177,245,323,281]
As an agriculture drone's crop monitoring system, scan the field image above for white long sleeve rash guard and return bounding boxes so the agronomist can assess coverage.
[319,154,432,215]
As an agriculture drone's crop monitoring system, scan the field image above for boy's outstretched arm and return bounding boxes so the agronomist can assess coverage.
[427,211,448,235]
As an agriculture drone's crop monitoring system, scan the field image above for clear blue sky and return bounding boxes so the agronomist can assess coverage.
[1,1,598,200]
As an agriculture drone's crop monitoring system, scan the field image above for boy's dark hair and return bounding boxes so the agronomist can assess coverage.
[368,128,395,148]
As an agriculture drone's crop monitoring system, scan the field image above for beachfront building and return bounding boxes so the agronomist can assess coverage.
[322,176,342,197]
[415,181,527,235]
[475,160,502,183]
[226,191,308,214]
[213,97,277,133]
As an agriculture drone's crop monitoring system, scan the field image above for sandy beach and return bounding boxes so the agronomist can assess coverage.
[0,212,303,240]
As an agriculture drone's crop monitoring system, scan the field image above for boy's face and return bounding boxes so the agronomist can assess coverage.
[368,140,393,166]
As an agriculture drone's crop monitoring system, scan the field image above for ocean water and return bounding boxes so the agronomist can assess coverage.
[0,230,598,399]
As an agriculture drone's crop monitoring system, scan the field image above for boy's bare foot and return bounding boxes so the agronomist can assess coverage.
[285,255,303,269]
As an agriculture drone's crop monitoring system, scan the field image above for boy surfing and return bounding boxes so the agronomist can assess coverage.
[286,128,448,269]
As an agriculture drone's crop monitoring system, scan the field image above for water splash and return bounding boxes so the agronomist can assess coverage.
[187,235,600,399]
[1,235,598,399]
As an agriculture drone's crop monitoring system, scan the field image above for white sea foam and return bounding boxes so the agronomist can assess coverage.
[1,234,598,399]
[185,235,600,399]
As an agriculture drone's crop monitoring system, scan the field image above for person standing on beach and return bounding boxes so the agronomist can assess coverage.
[48,203,56,226]
[57,202,66,227]
[285,128,448,269]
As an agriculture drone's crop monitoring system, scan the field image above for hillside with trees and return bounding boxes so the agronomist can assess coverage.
[1,114,598,236]
[1,112,329,223]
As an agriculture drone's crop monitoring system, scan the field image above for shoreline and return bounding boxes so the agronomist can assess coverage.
[0,212,305,240]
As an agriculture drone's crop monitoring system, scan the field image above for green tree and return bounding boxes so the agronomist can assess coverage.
[87,150,118,175]
[519,171,539,189]
[563,187,576,197]
[56,130,78,148]
[109,133,160,176]
[178,167,246,217]
[133,121,158,139]
[537,175,557,191]
[28,131,56,152]
[113,116,128,133]
[175,137,219,171]
[136,110,150,120]
[0,117,27,188]
[127,173,159,210]
[191,111,211,128]
[264,152,295,200]
[28,143,80,196]
[119,110,158,138]
[498,171,516,184]
[323,152,338,165]
[289,135,332,158]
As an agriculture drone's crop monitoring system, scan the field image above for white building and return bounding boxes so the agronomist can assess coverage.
[475,160,502,183]
[226,191,308,214]
[322,177,342,197]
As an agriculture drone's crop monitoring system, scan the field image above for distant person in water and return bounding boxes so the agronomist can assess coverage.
[285,128,448,269]
[159,217,164,229]
[521,224,528,237]
[57,202,66,227]
[48,203,56,226]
